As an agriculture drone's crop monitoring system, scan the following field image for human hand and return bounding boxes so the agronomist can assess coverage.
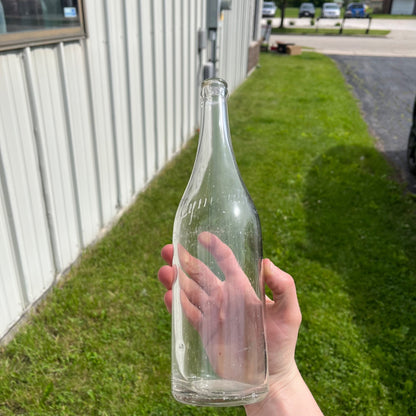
[158,232,302,388]
[159,237,324,415]
[172,232,266,383]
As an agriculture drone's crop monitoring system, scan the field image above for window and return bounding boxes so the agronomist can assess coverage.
[0,0,86,51]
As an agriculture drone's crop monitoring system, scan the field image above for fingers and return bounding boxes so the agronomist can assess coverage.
[159,242,215,316]
[177,246,218,325]
[158,265,174,290]
[161,244,173,265]
[178,243,219,295]
[180,289,202,330]
[262,258,302,326]
[158,265,174,312]
[159,244,174,313]
[179,267,210,311]
[164,290,172,313]
[263,259,295,298]
[198,232,248,287]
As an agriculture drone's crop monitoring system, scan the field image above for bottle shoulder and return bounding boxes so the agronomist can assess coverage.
[175,185,260,229]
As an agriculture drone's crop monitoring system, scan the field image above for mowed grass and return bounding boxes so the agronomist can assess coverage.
[277,7,416,19]
[271,27,390,36]
[1,52,416,415]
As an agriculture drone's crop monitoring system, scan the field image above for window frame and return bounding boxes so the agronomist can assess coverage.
[0,0,87,52]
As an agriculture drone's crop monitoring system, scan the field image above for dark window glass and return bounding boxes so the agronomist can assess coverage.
[0,0,85,51]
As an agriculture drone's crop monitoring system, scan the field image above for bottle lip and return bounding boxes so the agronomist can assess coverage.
[201,78,228,100]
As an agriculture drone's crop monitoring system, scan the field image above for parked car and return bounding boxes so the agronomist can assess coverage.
[321,2,341,18]
[262,1,277,17]
[345,2,369,17]
[299,2,316,17]
[407,96,416,174]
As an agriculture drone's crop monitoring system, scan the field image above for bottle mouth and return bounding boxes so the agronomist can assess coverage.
[201,78,228,100]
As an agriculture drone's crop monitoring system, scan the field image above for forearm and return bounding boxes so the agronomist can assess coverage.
[245,367,324,416]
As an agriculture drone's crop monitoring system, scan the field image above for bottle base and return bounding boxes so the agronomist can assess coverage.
[172,378,268,407]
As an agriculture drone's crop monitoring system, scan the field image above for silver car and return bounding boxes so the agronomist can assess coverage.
[299,2,316,17]
[262,1,277,17]
[321,3,341,18]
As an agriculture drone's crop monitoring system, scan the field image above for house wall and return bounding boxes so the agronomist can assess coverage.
[382,0,416,13]
[0,0,261,341]
[391,0,416,14]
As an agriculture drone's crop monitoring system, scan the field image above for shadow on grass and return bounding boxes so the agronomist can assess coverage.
[302,144,416,414]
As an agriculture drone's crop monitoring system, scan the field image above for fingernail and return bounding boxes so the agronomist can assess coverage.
[198,231,212,246]
[263,258,273,275]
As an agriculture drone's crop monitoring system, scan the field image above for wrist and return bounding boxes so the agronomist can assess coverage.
[245,363,300,416]
[245,364,323,416]
[267,360,301,393]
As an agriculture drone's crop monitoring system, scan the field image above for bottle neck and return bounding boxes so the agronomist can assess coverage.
[197,79,234,165]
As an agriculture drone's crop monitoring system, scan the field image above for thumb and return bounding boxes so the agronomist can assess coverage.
[262,259,302,326]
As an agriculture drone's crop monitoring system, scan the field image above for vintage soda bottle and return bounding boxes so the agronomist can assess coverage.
[171,78,268,406]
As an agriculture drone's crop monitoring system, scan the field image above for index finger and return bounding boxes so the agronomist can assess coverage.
[198,232,251,289]
[177,243,220,295]
[161,244,173,266]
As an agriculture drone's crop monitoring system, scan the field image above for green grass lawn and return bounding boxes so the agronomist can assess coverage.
[280,6,322,18]
[1,52,416,415]
[271,27,389,36]
[278,7,416,19]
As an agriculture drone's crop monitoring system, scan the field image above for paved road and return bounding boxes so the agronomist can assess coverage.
[331,55,416,192]
[268,18,416,57]
[268,19,416,191]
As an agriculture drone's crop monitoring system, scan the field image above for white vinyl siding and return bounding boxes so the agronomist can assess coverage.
[0,0,262,341]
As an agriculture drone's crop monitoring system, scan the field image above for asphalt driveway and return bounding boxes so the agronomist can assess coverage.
[269,21,416,191]
[330,55,416,192]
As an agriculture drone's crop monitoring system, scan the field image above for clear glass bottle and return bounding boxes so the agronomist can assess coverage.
[171,78,268,406]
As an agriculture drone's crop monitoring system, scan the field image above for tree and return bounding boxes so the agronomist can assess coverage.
[276,0,288,28]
